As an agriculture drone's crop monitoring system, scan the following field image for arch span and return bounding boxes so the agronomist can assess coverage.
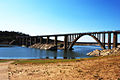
[68,34,106,50]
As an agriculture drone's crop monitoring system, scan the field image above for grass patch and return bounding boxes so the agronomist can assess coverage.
[5,54,120,64]
[13,59,77,64]
[13,56,108,64]
[0,60,11,62]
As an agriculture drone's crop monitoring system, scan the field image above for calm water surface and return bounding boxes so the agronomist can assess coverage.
[0,45,102,59]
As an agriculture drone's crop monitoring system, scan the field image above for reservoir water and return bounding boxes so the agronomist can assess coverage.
[0,45,102,59]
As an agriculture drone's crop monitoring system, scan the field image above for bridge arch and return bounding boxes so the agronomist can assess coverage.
[68,34,106,50]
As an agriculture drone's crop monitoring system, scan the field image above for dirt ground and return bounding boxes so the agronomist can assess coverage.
[0,61,14,80]
[9,56,120,80]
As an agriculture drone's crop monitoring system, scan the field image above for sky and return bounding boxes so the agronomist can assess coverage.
[0,0,120,42]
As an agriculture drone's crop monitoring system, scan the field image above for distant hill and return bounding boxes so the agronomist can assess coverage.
[0,31,29,44]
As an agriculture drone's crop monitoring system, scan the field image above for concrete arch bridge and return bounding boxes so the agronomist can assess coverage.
[15,31,120,50]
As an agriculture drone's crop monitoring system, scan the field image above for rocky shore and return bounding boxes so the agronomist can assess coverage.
[29,43,57,50]
[87,48,120,56]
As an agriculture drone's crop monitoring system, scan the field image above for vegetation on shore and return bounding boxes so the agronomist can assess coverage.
[0,54,119,64]
[0,60,12,62]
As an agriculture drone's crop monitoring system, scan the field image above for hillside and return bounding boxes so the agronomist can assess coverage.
[0,31,29,44]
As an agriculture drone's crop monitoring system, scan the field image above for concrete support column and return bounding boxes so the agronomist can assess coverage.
[40,37,43,44]
[34,37,37,44]
[64,35,68,50]
[68,35,70,46]
[38,37,40,43]
[99,34,101,41]
[75,34,77,38]
[69,35,71,42]
[25,37,28,46]
[72,35,74,41]
[46,36,50,44]
[54,36,57,46]
[113,32,118,48]
[108,33,111,49]
[102,33,105,49]
[29,37,32,46]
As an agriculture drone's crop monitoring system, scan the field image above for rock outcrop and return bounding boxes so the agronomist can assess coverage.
[87,48,120,56]
[29,43,57,50]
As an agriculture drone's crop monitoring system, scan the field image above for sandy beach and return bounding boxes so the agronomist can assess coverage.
[8,55,120,80]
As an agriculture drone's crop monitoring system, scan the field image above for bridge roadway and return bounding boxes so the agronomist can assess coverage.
[16,31,120,50]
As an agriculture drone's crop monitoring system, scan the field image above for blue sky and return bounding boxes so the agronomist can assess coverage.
[0,0,120,42]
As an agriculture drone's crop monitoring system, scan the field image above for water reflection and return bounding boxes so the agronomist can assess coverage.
[0,45,102,59]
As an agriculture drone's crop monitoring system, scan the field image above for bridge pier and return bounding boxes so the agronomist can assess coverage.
[102,33,106,49]
[72,35,74,41]
[36,37,39,43]
[29,37,33,46]
[64,35,68,50]
[25,37,28,47]
[54,36,57,46]
[68,35,71,47]
[113,32,118,48]
[108,32,111,49]
[33,37,37,44]
[69,35,71,43]
[46,36,50,44]
[40,37,43,44]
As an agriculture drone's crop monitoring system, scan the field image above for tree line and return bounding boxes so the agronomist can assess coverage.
[0,31,29,43]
